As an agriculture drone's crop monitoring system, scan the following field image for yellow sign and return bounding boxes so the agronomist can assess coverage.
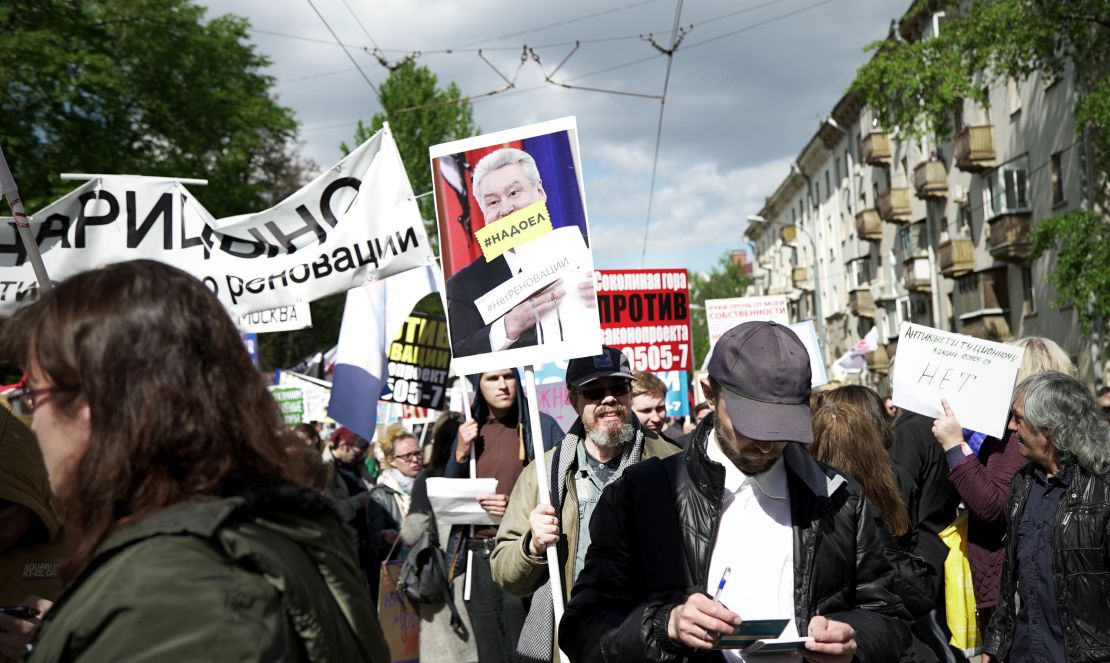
[474,201,553,262]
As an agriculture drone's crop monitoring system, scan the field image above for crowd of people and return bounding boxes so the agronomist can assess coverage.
[0,259,1108,662]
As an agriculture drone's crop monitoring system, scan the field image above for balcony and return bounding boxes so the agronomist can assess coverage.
[866,343,890,374]
[849,288,876,318]
[938,237,975,277]
[988,212,1032,262]
[902,256,932,293]
[913,160,948,199]
[955,267,1012,340]
[878,187,913,223]
[791,266,812,290]
[855,208,882,242]
[860,131,892,166]
[954,125,996,172]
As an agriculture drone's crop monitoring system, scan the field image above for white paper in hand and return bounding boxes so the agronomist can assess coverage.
[426,477,501,526]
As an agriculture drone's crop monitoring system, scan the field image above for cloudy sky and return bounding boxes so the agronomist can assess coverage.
[201,0,908,273]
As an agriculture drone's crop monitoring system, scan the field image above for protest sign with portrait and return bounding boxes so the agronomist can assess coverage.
[430,117,602,376]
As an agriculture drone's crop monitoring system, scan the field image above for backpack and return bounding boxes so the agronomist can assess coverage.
[395,528,463,629]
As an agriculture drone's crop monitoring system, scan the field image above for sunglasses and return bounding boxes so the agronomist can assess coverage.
[575,381,632,401]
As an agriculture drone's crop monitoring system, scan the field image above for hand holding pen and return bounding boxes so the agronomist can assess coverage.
[666,566,742,650]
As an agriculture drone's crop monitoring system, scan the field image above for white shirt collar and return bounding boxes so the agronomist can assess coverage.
[501,248,521,273]
[706,429,788,500]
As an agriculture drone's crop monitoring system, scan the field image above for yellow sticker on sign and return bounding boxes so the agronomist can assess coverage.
[473,201,553,262]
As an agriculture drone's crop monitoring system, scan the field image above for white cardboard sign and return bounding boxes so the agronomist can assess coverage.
[705,295,789,348]
[892,322,1024,438]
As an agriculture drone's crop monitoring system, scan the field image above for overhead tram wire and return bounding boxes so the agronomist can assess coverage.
[303,0,379,98]
[640,0,685,267]
[340,0,381,51]
[447,0,659,51]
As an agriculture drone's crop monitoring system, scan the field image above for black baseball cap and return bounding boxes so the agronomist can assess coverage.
[566,346,634,388]
[707,321,813,444]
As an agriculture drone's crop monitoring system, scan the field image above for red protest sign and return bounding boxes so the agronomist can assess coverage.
[595,269,692,372]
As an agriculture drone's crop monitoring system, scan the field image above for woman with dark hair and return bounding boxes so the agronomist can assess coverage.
[817,384,896,449]
[6,260,388,661]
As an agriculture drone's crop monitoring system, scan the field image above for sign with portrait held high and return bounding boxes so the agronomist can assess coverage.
[379,313,451,411]
[430,117,602,376]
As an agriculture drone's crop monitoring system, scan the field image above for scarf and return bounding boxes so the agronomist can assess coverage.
[379,469,413,517]
[517,418,646,662]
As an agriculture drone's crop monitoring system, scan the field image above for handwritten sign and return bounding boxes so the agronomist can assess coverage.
[892,322,1024,438]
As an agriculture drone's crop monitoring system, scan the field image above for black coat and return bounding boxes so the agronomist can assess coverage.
[445,253,537,356]
[559,415,912,662]
[983,462,1110,662]
[891,412,961,596]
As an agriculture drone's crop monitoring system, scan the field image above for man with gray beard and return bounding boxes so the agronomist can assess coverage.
[491,346,679,662]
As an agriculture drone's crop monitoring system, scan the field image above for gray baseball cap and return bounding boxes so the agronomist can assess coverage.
[707,321,813,444]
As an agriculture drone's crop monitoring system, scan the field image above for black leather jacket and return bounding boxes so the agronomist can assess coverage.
[560,415,911,662]
[983,462,1110,662]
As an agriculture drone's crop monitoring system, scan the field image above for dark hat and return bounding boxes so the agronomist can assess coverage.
[566,346,634,388]
[707,321,813,444]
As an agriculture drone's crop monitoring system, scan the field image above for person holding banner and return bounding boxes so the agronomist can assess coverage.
[560,322,910,663]
[491,347,678,663]
[443,368,564,663]
[930,337,1076,635]
[3,260,387,661]
[979,372,1110,663]
[445,147,597,357]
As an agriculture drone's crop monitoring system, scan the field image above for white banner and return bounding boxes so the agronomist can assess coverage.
[705,295,789,349]
[238,303,312,334]
[274,369,333,423]
[892,322,1024,438]
[0,125,433,316]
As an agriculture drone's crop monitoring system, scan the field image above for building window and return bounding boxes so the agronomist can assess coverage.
[957,201,972,235]
[825,170,831,196]
[835,157,842,182]
[1051,152,1065,206]
[1022,266,1036,316]
[983,158,1030,219]
[1007,78,1022,115]
[849,259,872,290]
[792,207,797,224]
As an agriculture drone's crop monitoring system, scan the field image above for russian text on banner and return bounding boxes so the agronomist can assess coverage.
[0,124,432,316]
[892,322,1024,439]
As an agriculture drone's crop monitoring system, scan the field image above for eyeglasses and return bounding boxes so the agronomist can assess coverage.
[575,381,632,401]
[393,451,421,462]
[9,375,74,413]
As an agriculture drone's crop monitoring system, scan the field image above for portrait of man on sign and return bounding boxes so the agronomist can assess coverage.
[431,118,602,375]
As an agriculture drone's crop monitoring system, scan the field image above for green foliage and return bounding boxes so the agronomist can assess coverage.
[851,0,1108,158]
[341,61,477,242]
[852,0,1109,340]
[1029,210,1110,334]
[688,253,753,368]
[0,0,305,218]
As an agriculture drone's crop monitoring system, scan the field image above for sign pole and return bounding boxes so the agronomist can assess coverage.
[457,376,477,602]
[0,145,51,291]
[522,364,570,663]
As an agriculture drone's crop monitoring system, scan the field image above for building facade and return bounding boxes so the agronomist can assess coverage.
[747,1,1103,387]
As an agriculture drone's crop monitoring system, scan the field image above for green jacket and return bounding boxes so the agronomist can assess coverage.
[27,487,390,662]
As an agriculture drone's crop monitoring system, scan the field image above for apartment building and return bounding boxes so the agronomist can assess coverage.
[747,1,1102,386]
